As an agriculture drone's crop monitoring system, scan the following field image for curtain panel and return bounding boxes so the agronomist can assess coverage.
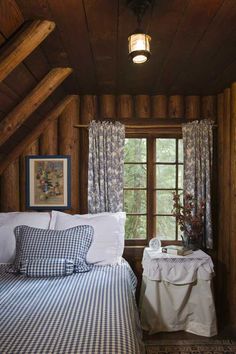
[182,120,214,249]
[88,121,125,213]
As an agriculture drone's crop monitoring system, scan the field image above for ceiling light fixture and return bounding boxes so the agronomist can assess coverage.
[127,0,152,64]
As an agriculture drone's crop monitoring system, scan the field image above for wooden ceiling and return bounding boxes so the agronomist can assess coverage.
[0,0,235,169]
[1,0,235,97]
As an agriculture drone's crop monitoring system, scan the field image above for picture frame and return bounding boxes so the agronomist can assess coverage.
[26,155,71,210]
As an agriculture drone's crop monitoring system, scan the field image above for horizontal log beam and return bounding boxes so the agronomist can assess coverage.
[0,20,55,82]
[0,95,77,174]
[0,67,72,146]
[74,124,217,129]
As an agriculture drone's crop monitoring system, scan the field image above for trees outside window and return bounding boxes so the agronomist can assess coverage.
[124,137,183,243]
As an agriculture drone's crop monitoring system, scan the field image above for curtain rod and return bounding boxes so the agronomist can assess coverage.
[74,124,217,129]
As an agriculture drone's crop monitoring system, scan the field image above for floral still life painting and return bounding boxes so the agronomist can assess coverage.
[26,156,71,209]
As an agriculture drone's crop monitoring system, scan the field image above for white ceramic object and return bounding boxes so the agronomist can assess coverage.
[149,237,161,250]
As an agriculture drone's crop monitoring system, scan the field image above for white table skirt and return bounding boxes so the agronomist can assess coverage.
[142,248,215,284]
[140,248,217,337]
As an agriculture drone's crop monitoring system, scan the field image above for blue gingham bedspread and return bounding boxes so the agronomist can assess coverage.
[0,260,144,354]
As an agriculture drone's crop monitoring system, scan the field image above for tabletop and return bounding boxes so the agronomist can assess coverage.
[142,247,215,284]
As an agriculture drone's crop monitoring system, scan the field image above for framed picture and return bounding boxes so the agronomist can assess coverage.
[26,155,71,210]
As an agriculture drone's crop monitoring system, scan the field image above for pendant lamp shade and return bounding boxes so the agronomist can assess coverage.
[128,32,151,64]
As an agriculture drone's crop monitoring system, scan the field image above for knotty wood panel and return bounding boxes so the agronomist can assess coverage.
[154,0,224,92]
[230,83,236,326]
[117,95,134,119]
[58,97,80,212]
[40,120,58,155]
[1,158,20,211]
[20,140,39,211]
[100,95,116,119]
[185,96,200,120]
[151,95,168,119]
[171,0,236,93]
[216,84,236,329]
[83,0,118,93]
[168,95,184,118]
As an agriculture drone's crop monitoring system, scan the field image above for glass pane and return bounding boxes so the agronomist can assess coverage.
[125,138,147,163]
[124,164,146,188]
[177,224,182,241]
[178,139,183,163]
[156,165,176,188]
[124,190,146,213]
[125,215,146,239]
[156,190,175,214]
[156,138,176,162]
[178,165,183,189]
[156,216,176,240]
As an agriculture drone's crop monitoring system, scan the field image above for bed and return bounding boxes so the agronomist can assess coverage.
[0,260,144,354]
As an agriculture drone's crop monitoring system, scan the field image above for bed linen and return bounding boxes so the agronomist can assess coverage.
[0,260,144,354]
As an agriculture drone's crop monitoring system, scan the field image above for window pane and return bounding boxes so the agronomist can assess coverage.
[124,164,146,188]
[156,216,176,240]
[125,215,146,239]
[178,139,183,163]
[156,165,176,188]
[156,190,174,214]
[156,138,176,162]
[178,224,183,241]
[124,190,146,213]
[125,138,147,162]
[178,165,183,188]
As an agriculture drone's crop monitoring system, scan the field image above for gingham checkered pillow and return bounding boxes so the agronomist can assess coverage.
[20,258,74,277]
[14,225,94,273]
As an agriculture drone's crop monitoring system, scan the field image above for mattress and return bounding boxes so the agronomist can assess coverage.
[0,260,144,354]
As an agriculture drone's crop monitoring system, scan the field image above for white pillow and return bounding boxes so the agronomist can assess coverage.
[50,211,126,265]
[0,212,51,264]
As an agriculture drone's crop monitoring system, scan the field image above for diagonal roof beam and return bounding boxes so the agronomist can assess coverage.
[0,67,72,146]
[0,20,55,82]
[0,95,78,174]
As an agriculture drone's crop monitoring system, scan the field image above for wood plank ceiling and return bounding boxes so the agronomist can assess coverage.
[0,0,231,97]
[0,0,236,137]
[11,0,236,95]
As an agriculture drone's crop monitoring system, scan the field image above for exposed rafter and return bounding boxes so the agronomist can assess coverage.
[0,20,55,82]
[0,67,72,147]
[0,95,77,174]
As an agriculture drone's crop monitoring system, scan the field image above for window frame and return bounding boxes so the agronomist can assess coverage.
[124,131,183,247]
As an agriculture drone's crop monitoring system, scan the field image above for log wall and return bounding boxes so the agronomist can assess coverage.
[217,85,236,329]
[0,96,80,213]
[2,91,236,330]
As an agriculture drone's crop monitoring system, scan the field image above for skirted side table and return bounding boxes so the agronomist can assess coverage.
[139,247,217,337]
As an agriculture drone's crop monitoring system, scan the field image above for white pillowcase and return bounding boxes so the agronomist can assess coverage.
[0,212,51,264]
[50,211,126,265]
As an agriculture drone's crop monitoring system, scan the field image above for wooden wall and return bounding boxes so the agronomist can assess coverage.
[0,93,217,214]
[0,92,218,302]
[217,84,236,330]
[3,91,236,330]
[0,96,80,213]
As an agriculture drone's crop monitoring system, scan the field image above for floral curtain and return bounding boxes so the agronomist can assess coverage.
[182,120,214,249]
[88,121,125,213]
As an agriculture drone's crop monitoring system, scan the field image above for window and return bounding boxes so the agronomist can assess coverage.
[124,137,183,242]
[124,139,147,239]
[155,138,183,240]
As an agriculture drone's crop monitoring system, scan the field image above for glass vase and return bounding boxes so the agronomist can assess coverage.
[181,234,201,251]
